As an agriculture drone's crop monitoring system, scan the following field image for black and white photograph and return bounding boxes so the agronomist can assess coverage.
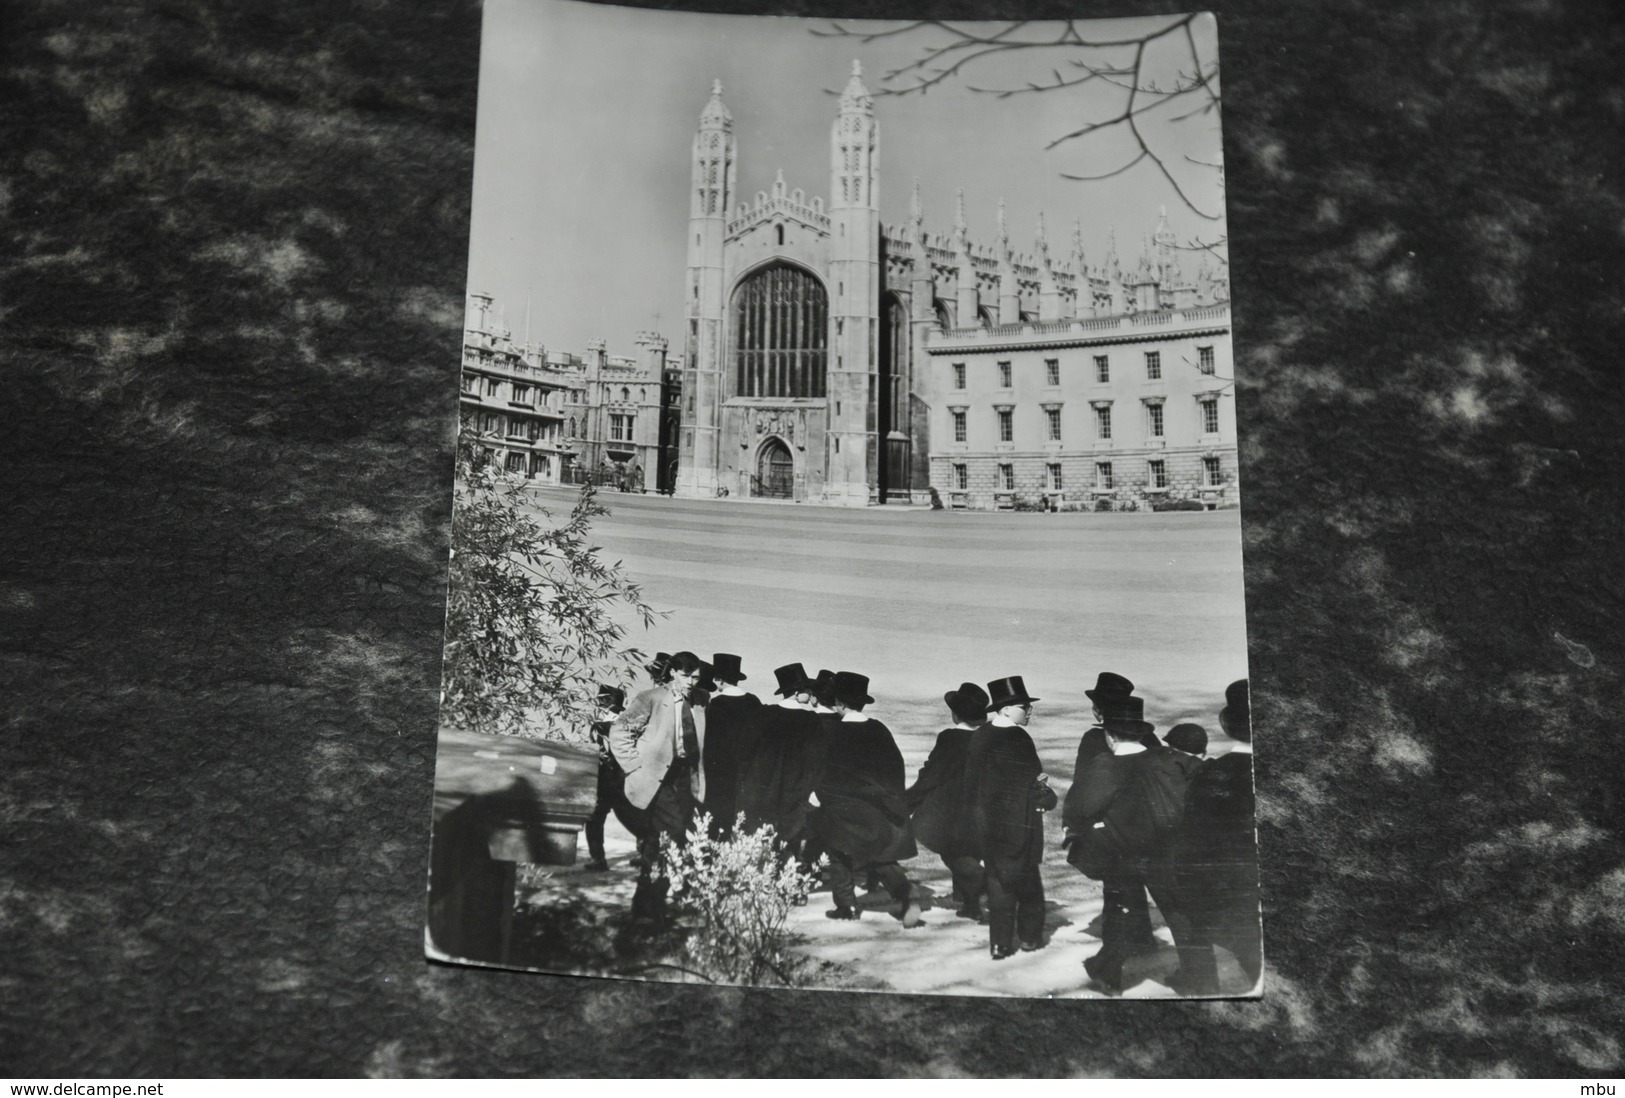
[426,0,1258,999]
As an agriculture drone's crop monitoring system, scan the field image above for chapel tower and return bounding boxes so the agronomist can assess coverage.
[676,80,735,498]
[823,61,881,506]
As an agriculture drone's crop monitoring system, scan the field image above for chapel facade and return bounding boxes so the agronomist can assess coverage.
[674,64,1235,508]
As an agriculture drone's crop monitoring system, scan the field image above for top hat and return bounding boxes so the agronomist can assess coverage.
[645,652,672,680]
[711,653,746,684]
[696,661,718,693]
[986,675,1040,711]
[829,671,874,709]
[811,668,837,705]
[596,683,626,711]
[1165,722,1208,756]
[943,682,991,722]
[1084,672,1135,702]
[1224,679,1250,717]
[772,662,810,697]
[1100,695,1155,737]
[1222,678,1251,740]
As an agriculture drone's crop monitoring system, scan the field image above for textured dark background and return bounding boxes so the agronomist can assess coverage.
[3,0,1623,1078]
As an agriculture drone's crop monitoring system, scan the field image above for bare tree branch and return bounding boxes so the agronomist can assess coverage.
[813,16,1224,222]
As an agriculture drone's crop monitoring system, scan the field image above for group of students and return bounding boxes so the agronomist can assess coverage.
[584,650,1260,995]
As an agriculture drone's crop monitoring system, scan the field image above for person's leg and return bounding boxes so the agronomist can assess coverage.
[1122,878,1157,951]
[946,854,985,917]
[984,869,1016,957]
[585,763,616,869]
[824,850,858,917]
[1015,863,1046,948]
[872,862,922,927]
[1086,877,1133,986]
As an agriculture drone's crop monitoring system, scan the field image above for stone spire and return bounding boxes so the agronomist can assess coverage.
[1034,211,1049,267]
[1069,219,1089,318]
[699,79,732,130]
[953,188,968,251]
[906,177,924,246]
[996,197,1009,250]
[838,59,873,114]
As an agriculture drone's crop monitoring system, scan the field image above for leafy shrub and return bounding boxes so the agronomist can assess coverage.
[1152,497,1206,512]
[1012,492,1047,512]
[1094,498,1114,512]
[661,813,824,985]
[442,436,662,740]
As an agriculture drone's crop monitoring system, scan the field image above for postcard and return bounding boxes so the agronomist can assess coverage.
[427,0,1257,998]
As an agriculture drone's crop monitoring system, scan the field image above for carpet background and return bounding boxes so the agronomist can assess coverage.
[2,0,1622,1077]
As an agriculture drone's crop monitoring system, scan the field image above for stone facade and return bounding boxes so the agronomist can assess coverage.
[926,305,1239,511]
[460,292,573,484]
[461,294,679,492]
[675,64,1234,508]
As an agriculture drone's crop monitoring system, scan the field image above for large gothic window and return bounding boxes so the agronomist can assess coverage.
[732,263,828,399]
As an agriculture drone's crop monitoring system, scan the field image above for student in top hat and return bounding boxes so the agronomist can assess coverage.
[810,672,922,926]
[1069,672,1161,775]
[644,652,673,686]
[1166,679,1261,995]
[738,663,827,869]
[700,653,761,838]
[1064,695,1189,991]
[906,682,991,918]
[609,651,709,920]
[584,683,644,872]
[966,675,1057,959]
[1163,723,1209,780]
[808,668,838,714]
[1062,671,1163,954]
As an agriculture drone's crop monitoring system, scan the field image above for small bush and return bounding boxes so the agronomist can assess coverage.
[1152,497,1206,512]
[1094,498,1114,512]
[661,813,823,986]
[1012,492,1046,512]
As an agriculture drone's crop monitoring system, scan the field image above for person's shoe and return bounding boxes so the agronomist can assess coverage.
[1018,938,1043,952]
[825,906,859,920]
[901,898,925,929]
[991,945,1016,961]
[584,858,610,872]
[1082,952,1122,990]
[954,903,982,921]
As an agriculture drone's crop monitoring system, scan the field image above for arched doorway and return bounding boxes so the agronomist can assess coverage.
[757,437,794,499]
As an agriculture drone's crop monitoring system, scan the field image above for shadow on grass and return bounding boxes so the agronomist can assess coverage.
[510,867,875,990]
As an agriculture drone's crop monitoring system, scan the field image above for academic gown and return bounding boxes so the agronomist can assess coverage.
[906,726,976,857]
[1170,751,1257,912]
[700,691,762,830]
[812,716,917,865]
[738,704,827,841]
[965,722,1052,878]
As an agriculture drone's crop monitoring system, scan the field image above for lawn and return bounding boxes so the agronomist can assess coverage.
[504,489,1255,997]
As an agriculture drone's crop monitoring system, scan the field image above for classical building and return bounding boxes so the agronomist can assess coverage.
[460,294,679,492]
[460,292,573,483]
[675,64,1235,509]
[555,334,675,493]
[927,303,1237,511]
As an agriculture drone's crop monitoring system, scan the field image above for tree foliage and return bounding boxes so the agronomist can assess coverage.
[441,438,661,740]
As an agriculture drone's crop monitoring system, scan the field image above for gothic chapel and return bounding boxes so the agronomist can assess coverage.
[674,63,1231,506]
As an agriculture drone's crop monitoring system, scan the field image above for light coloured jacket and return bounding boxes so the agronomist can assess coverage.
[609,686,708,810]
